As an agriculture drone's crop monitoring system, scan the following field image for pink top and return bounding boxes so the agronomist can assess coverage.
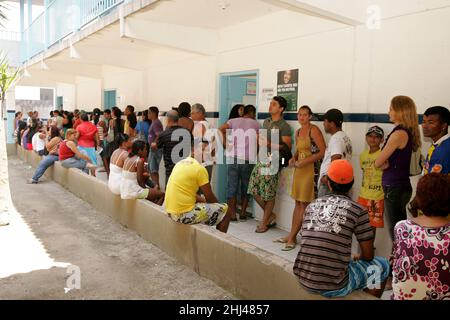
[226,117,260,161]
[76,121,97,148]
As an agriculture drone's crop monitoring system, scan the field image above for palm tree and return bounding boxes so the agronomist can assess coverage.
[0,52,19,120]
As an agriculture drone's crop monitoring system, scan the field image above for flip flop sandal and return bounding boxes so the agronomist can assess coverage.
[281,244,297,251]
[273,237,288,243]
[267,221,277,229]
[255,226,269,233]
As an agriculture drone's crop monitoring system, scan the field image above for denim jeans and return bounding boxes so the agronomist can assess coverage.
[32,154,59,182]
[61,156,88,174]
[227,158,254,200]
[383,185,412,240]
[148,148,163,173]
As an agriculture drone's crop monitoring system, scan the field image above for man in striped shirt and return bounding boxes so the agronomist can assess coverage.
[293,159,390,298]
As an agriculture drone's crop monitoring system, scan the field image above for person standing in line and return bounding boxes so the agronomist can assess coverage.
[72,109,82,129]
[156,110,193,186]
[124,105,137,138]
[219,104,260,221]
[375,96,421,240]
[178,102,194,132]
[136,109,151,144]
[317,108,352,197]
[147,106,164,188]
[103,107,126,177]
[76,112,100,176]
[358,126,385,240]
[422,106,450,175]
[191,103,214,182]
[274,105,325,251]
[13,112,22,138]
[248,96,292,233]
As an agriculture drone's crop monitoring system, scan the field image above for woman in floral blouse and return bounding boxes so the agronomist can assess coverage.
[391,173,450,300]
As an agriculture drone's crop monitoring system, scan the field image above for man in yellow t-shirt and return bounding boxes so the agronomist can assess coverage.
[165,155,230,233]
[358,126,385,230]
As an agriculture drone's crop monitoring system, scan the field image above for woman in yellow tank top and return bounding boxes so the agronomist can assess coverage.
[274,106,326,250]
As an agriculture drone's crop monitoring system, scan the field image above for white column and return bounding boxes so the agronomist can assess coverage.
[27,0,32,28]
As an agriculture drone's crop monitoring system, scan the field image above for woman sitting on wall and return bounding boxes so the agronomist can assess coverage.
[120,140,164,204]
[108,133,131,195]
[28,126,63,184]
[59,129,97,174]
[391,173,450,300]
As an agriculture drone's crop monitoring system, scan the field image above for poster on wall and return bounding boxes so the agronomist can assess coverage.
[277,69,299,112]
[246,81,257,95]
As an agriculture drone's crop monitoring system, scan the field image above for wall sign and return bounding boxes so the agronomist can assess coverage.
[277,69,299,112]
[247,81,257,95]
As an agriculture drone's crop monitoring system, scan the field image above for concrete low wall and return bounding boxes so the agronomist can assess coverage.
[15,146,375,300]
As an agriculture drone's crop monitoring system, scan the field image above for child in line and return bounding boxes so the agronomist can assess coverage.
[358,126,385,239]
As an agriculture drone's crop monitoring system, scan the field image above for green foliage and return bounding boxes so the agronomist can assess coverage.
[0,51,19,101]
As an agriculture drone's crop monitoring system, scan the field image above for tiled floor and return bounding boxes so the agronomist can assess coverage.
[227,218,299,262]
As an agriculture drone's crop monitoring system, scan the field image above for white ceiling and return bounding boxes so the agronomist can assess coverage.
[134,0,282,29]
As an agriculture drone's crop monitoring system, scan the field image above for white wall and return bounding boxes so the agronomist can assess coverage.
[55,83,76,110]
[102,66,144,110]
[75,77,102,110]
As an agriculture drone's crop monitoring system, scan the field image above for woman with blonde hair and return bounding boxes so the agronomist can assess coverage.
[375,96,421,240]
[59,129,97,174]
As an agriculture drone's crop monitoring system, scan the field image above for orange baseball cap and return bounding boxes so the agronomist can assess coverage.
[328,159,354,184]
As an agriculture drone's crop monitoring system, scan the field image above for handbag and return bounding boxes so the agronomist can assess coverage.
[409,148,423,176]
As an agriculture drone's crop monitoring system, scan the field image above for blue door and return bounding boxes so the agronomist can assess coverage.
[217,71,259,205]
[103,90,116,110]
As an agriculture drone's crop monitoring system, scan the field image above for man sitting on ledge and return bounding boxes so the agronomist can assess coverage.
[164,139,230,233]
[293,159,390,298]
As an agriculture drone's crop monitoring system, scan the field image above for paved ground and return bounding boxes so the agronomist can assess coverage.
[0,157,234,299]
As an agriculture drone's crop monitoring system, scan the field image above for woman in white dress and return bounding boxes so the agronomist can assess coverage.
[108,133,131,195]
[120,140,164,204]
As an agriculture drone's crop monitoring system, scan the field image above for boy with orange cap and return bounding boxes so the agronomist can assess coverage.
[293,159,390,298]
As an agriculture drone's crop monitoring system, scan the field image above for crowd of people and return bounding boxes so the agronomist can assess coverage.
[13,96,449,300]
